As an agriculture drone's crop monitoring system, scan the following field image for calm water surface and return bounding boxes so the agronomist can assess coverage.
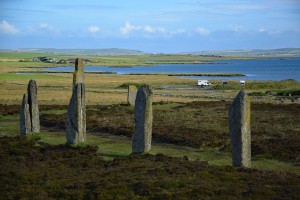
[46,57,300,81]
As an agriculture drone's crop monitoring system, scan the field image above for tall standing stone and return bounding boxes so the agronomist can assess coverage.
[66,83,86,144]
[229,90,251,168]
[132,85,153,153]
[73,58,85,86]
[20,94,31,135]
[27,80,40,134]
[127,85,138,106]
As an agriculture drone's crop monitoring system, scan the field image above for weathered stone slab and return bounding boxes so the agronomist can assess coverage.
[132,85,153,153]
[66,83,86,144]
[73,58,85,86]
[229,90,251,168]
[127,85,138,106]
[20,94,31,135]
[27,79,40,134]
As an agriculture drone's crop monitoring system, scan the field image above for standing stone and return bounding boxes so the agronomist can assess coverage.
[66,83,86,144]
[127,85,138,106]
[27,80,40,133]
[73,58,85,86]
[229,90,251,168]
[20,94,31,135]
[132,85,153,153]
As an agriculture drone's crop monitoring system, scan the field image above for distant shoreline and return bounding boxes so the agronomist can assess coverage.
[15,71,245,77]
[129,73,246,77]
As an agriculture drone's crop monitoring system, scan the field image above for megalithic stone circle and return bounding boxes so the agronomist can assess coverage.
[229,90,251,168]
[66,83,86,144]
[132,85,153,153]
[20,94,31,135]
[73,58,85,86]
[127,85,138,106]
[27,79,40,133]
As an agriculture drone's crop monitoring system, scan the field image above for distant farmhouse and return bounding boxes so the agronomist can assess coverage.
[32,57,56,63]
[31,57,90,64]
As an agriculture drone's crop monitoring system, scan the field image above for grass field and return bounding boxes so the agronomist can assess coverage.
[0,52,245,68]
[0,53,299,199]
[1,102,299,175]
[1,72,300,105]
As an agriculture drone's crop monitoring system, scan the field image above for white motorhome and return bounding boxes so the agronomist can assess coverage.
[240,80,246,85]
[198,80,211,87]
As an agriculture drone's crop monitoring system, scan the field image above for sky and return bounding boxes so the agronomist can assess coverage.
[0,0,299,53]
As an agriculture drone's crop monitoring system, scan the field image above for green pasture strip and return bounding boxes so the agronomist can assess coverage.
[0,52,53,59]
[210,79,300,90]
[0,61,56,69]
[0,73,67,81]
[0,116,298,174]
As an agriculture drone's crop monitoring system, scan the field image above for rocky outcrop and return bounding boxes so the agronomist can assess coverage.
[27,80,40,133]
[20,80,40,135]
[229,90,251,168]
[66,83,86,144]
[132,85,153,153]
[20,94,31,135]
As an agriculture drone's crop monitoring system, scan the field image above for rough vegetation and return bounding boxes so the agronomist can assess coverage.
[1,101,299,163]
[0,136,299,200]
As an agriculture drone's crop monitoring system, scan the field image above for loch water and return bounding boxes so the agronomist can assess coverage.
[46,57,300,81]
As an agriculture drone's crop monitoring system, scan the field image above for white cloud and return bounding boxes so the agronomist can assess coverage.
[220,4,266,11]
[196,27,210,36]
[119,22,142,35]
[175,29,187,34]
[39,23,55,31]
[157,27,167,33]
[143,25,155,33]
[268,29,282,35]
[230,25,245,32]
[258,27,267,32]
[88,25,101,33]
[27,23,61,35]
[119,21,188,37]
[0,20,19,34]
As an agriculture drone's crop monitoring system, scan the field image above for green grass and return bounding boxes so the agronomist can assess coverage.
[0,52,54,59]
[0,52,241,67]
[0,73,67,81]
[1,114,299,174]
[210,79,300,91]
[0,120,19,136]
[0,61,53,67]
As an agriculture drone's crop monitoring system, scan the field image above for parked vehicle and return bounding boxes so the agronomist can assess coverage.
[240,80,246,85]
[198,80,211,87]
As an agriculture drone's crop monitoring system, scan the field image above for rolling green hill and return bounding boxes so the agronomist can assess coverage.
[1,48,299,57]
[0,48,147,55]
[185,48,300,57]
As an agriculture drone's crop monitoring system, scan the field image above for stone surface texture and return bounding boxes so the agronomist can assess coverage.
[20,94,31,135]
[27,80,40,133]
[66,83,86,144]
[73,58,85,86]
[127,85,138,106]
[229,90,251,168]
[132,85,153,153]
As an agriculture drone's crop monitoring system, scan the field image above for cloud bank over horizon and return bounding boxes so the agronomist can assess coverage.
[0,0,299,53]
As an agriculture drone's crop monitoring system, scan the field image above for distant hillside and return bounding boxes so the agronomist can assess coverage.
[1,48,300,57]
[184,48,300,57]
[0,48,147,55]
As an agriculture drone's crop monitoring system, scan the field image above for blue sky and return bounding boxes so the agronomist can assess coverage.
[0,0,299,53]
